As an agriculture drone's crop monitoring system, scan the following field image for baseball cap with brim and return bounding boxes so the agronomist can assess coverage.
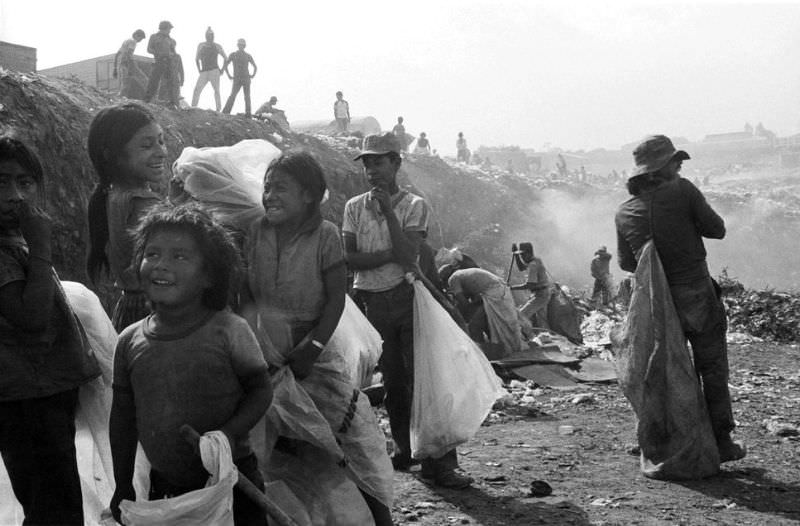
[159,20,174,30]
[631,135,690,177]
[353,132,401,161]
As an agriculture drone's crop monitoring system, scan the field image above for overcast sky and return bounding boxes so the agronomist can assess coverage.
[2,0,799,155]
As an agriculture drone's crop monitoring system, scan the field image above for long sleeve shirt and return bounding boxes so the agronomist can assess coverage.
[615,177,725,285]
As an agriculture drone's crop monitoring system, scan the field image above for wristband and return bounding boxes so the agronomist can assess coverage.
[311,339,325,350]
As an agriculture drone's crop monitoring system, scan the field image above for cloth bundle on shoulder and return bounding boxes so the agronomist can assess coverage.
[410,280,504,459]
[611,241,720,480]
[172,139,282,232]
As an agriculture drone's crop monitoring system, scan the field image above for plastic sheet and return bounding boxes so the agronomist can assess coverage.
[119,431,237,526]
[172,139,281,231]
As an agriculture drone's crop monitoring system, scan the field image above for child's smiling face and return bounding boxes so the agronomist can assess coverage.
[262,169,312,226]
[140,227,210,311]
[0,160,39,231]
[118,122,167,187]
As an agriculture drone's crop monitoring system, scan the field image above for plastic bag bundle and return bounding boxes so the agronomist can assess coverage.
[172,139,282,231]
[410,280,504,459]
[324,295,383,389]
[120,431,238,526]
[611,241,720,480]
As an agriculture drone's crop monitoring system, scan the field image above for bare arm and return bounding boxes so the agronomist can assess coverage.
[342,232,394,270]
[195,44,202,72]
[286,262,347,379]
[0,203,55,331]
[109,389,138,522]
[220,367,271,444]
[249,56,257,78]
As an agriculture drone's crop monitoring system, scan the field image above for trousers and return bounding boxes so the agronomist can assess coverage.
[353,282,458,475]
[0,389,83,525]
[670,276,735,439]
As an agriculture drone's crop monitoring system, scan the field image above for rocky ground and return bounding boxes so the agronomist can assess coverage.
[388,337,800,525]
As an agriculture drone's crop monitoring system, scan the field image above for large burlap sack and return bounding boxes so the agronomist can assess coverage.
[410,280,504,459]
[547,283,583,344]
[611,241,720,480]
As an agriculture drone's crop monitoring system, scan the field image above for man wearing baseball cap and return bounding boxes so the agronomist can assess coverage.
[144,20,178,107]
[342,133,473,489]
[615,135,745,463]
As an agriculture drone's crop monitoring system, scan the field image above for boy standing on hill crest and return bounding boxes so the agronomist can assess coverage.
[342,132,473,489]
[222,39,257,117]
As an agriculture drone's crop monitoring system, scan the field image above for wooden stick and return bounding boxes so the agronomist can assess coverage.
[179,425,301,526]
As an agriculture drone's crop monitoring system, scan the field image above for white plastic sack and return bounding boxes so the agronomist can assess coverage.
[410,280,504,459]
[325,295,383,389]
[120,431,238,526]
[172,139,281,231]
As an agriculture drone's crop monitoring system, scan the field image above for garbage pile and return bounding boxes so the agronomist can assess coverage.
[718,272,800,343]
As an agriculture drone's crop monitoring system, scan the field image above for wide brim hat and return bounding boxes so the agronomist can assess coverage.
[353,132,401,161]
[631,135,690,177]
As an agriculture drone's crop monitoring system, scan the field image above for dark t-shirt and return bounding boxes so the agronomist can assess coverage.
[198,42,222,72]
[228,50,253,79]
[615,177,725,284]
[113,310,267,487]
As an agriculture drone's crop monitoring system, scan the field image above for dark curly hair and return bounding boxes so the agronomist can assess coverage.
[132,202,242,311]
[86,102,157,283]
[264,149,328,220]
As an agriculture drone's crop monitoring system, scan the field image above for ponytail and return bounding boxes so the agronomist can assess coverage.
[86,103,155,283]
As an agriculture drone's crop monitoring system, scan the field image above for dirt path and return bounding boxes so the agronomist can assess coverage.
[390,341,800,525]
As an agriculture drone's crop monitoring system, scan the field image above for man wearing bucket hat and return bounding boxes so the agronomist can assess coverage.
[342,132,473,489]
[615,135,745,463]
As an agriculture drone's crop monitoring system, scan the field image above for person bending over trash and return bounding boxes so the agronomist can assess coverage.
[615,135,745,464]
[440,265,528,356]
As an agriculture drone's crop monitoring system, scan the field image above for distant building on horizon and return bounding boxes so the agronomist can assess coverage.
[39,54,153,95]
[0,41,37,73]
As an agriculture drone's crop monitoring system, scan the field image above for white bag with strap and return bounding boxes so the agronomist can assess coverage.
[410,280,504,459]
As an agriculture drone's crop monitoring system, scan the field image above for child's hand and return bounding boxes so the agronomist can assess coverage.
[17,202,52,254]
[288,339,321,380]
[110,484,135,524]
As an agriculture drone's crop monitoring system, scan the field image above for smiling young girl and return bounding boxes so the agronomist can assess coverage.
[0,135,99,524]
[86,103,166,331]
[243,150,393,525]
[109,203,271,525]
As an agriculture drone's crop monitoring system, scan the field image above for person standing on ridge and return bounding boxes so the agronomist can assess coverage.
[392,116,407,152]
[144,21,178,108]
[456,132,470,163]
[114,29,146,99]
[615,134,745,463]
[191,27,227,111]
[333,91,350,133]
[222,39,257,117]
